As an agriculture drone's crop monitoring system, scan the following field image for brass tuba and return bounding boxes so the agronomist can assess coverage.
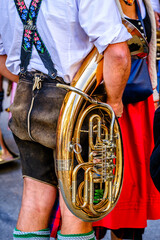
[55,3,150,221]
[56,48,123,222]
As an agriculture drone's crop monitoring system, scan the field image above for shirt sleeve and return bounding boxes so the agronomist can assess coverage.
[78,0,131,54]
[0,34,6,55]
[150,0,160,13]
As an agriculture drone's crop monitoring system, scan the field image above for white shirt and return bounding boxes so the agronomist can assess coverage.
[150,0,160,13]
[0,0,131,83]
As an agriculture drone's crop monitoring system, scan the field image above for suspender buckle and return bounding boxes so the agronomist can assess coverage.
[24,19,36,30]
[24,25,37,31]
[32,73,43,91]
[49,69,57,80]
[20,67,26,74]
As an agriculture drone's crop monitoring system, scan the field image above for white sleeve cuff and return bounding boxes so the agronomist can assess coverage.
[94,24,132,54]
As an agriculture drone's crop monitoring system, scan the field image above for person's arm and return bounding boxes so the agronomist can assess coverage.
[103,42,131,117]
[0,55,19,83]
[78,0,131,117]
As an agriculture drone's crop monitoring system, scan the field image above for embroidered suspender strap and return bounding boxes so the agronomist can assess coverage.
[14,0,57,79]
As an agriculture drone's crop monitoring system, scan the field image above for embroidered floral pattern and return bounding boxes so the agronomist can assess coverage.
[29,0,40,21]
[23,30,44,54]
[15,0,40,22]
[15,0,45,53]
[16,0,27,20]
[23,29,32,50]
[15,0,56,77]
[22,9,28,20]
[16,0,27,12]
[34,33,44,54]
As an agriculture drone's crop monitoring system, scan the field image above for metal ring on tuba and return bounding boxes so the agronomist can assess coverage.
[56,48,123,222]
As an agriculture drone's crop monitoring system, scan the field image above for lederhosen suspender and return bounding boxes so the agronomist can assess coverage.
[14,0,57,79]
[14,0,61,142]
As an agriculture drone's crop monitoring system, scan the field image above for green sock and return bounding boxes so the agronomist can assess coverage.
[57,230,96,240]
[13,228,50,239]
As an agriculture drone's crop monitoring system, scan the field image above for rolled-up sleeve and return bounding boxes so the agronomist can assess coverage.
[78,0,131,53]
[0,35,6,55]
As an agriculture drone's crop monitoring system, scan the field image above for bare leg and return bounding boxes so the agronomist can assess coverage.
[16,177,57,231]
[59,191,92,235]
[0,128,14,160]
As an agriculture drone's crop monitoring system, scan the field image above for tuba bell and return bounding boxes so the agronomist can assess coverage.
[56,48,123,222]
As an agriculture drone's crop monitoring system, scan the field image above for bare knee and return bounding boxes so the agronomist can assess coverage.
[22,177,57,212]
[16,177,57,231]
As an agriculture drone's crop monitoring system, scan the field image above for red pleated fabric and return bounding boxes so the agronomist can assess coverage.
[93,95,160,229]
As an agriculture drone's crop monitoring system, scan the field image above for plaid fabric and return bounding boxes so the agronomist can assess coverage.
[49,196,61,238]
[93,227,107,240]
[93,227,144,240]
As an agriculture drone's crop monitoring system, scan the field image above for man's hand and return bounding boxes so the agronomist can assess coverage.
[0,55,19,83]
[103,42,131,118]
[107,100,124,118]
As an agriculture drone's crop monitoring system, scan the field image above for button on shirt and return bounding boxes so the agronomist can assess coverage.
[0,0,131,83]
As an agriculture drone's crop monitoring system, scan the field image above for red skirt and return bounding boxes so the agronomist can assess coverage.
[93,95,160,229]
